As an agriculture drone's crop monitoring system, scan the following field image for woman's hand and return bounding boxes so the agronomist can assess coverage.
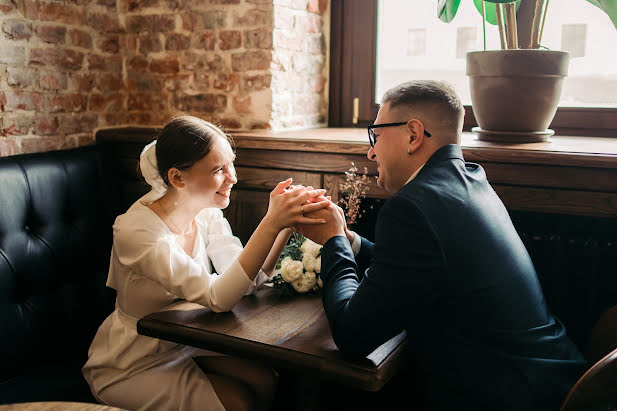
[263,179,331,232]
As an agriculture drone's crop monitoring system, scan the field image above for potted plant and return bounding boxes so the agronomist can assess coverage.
[438,0,617,143]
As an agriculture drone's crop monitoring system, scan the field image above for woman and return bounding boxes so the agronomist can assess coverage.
[83,116,330,411]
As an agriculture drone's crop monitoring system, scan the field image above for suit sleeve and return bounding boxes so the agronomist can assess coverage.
[320,197,446,358]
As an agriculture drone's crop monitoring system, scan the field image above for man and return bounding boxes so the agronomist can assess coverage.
[298,80,586,410]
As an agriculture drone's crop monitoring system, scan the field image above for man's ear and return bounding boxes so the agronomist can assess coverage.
[167,167,186,189]
[407,119,426,154]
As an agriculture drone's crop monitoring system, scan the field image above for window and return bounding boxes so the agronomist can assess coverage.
[329,0,617,137]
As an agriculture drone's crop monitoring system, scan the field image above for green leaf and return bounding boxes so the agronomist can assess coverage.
[438,0,461,23]
[472,0,520,26]
[587,0,617,29]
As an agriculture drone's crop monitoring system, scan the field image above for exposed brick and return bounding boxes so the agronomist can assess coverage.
[206,55,227,71]
[247,0,272,4]
[150,58,179,74]
[128,92,167,111]
[211,0,240,4]
[0,43,25,65]
[127,55,149,72]
[164,74,190,91]
[97,73,124,91]
[36,25,66,44]
[0,0,15,14]
[218,118,242,129]
[295,13,321,33]
[7,66,35,88]
[249,121,271,130]
[87,12,122,33]
[36,2,84,25]
[69,73,96,91]
[245,29,272,49]
[307,0,328,14]
[50,93,87,113]
[191,31,215,50]
[213,73,239,92]
[139,34,162,54]
[21,135,66,154]
[126,73,162,91]
[219,30,241,50]
[87,54,122,72]
[273,8,295,30]
[2,113,34,136]
[234,8,272,27]
[75,133,95,146]
[231,50,270,71]
[2,19,33,40]
[97,0,117,7]
[68,29,92,48]
[0,91,7,111]
[30,48,84,71]
[0,138,19,156]
[34,115,59,135]
[104,92,125,111]
[57,113,98,135]
[89,93,106,111]
[242,74,271,91]
[181,11,226,31]
[232,95,251,114]
[165,33,190,51]
[273,29,304,52]
[192,74,209,90]
[175,93,227,112]
[3,90,45,111]
[127,0,159,11]
[307,33,324,54]
[126,15,175,33]
[127,111,153,125]
[103,112,129,125]
[97,36,120,53]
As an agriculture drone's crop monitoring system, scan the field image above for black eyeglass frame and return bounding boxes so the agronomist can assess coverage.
[367,122,431,147]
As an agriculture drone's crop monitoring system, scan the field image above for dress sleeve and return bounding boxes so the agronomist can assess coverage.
[202,209,269,295]
[113,211,253,312]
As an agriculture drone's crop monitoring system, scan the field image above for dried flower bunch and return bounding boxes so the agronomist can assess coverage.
[338,162,370,225]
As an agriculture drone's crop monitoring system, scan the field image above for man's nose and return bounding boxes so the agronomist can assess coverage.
[367,146,376,161]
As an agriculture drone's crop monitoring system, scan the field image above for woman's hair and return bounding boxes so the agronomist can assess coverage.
[151,116,232,185]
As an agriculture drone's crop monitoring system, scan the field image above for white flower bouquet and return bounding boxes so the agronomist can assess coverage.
[270,232,323,295]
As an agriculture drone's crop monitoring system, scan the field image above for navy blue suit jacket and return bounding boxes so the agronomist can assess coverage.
[320,144,586,410]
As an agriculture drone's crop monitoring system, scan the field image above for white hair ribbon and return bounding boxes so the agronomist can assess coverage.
[139,140,167,196]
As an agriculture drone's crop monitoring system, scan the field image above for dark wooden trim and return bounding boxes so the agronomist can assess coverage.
[328,0,344,126]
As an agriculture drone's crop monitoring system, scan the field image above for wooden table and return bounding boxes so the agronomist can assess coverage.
[137,286,407,392]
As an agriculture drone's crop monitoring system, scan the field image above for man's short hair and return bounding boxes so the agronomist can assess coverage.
[381,80,464,128]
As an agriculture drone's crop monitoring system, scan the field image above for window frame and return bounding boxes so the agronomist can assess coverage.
[328,0,617,138]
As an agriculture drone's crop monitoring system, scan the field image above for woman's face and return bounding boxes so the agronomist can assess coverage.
[180,136,238,210]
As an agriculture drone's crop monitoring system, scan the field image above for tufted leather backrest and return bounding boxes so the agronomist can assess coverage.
[0,145,121,382]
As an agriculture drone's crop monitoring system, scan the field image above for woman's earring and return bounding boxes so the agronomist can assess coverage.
[407,148,412,155]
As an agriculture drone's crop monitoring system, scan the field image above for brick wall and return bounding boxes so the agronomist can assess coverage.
[0,0,329,156]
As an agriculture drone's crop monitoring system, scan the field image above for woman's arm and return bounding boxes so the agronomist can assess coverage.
[261,228,293,276]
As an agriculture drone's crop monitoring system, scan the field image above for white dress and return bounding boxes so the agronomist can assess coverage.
[83,191,269,411]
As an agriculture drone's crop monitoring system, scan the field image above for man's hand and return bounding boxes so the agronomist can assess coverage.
[296,204,346,245]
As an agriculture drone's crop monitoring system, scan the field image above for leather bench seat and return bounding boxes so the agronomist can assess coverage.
[0,145,122,404]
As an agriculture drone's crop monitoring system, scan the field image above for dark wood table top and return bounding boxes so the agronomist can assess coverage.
[137,286,408,391]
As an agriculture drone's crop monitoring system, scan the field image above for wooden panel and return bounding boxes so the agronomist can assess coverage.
[482,163,617,192]
[224,189,270,245]
[494,185,617,218]
[235,148,377,174]
[235,167,322,191]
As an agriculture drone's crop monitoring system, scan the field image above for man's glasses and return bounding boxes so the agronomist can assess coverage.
[367,122,431,147]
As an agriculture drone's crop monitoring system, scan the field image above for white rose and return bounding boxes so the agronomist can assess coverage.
[300,239,321,258]
[292,271,317,293]
[302,253,319,273]
[316,275,323,288]
[281,257,303,282]
[315,256,321,273]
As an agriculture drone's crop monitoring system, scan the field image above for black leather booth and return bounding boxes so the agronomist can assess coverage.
[0,145,122,404]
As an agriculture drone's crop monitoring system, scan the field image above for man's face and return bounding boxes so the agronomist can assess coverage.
[367,103,412,193]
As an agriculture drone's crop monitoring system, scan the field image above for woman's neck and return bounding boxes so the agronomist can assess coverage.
[157,193,196,236]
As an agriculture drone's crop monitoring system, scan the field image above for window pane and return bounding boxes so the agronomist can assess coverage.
[375,0,617,108]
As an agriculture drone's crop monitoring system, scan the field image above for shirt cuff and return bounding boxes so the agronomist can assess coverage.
[349,230,361,257]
